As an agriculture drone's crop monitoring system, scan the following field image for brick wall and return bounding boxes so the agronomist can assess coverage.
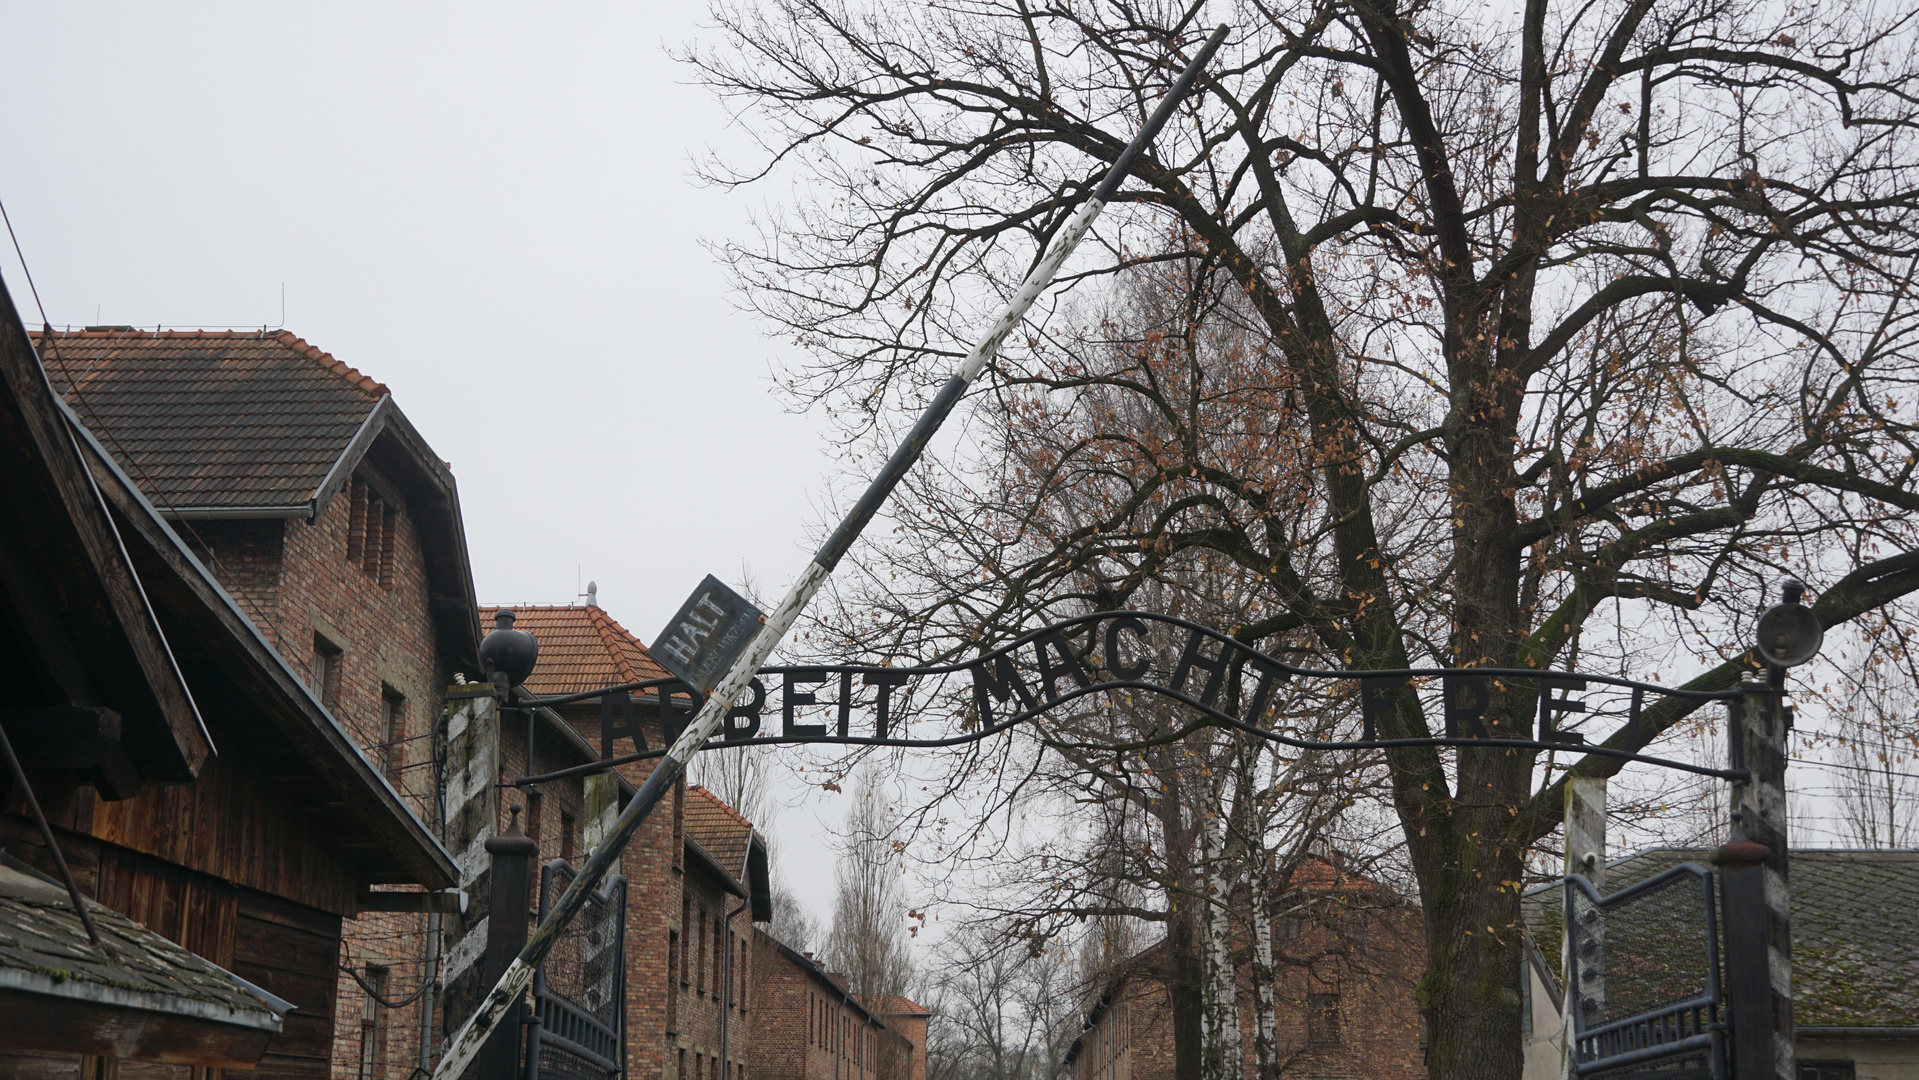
[571,705,692,1080]
[747,937,913,1080]
[187,518,287,648]
[1071,900,1426,1080]
[438,695,921,1080]
[191,463,457,1080]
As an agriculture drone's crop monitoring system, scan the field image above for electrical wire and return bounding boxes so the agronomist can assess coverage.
[339,953,439,1011]
[1788,756,1919,783]
[1,196,281,634]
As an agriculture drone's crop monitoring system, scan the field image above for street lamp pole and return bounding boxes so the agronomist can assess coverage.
[430,24,1231,1080]
[1720,577,1816,1080]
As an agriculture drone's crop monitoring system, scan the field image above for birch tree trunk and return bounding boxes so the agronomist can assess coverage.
[1200,779,1241,1080]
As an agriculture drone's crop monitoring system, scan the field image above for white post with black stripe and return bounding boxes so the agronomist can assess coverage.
[429,23,1230,1080]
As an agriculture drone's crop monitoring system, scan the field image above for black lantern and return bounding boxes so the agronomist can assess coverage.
[479,609,539,689]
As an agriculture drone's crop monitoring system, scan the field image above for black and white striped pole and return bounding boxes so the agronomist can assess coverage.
[429,23,1230,1080]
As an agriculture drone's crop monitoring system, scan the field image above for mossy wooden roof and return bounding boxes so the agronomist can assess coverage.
[0,862,282,1031]
[1523,847,1919,1028]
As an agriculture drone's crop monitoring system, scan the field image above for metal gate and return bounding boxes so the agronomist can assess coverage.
[1565,863,1726,1079]
[526,860,627,1080]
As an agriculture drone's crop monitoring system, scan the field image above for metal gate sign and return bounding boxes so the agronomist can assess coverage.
[1566,863,1725,1078]
[652,575,764,696]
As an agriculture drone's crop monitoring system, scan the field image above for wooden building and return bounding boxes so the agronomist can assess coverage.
[2,317,468,1078]
[33,325,487,1079]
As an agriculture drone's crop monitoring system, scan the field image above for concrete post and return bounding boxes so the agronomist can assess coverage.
[474,807,538,1080]
[1562,776,1606,1079]
[1720,677,1792,1080]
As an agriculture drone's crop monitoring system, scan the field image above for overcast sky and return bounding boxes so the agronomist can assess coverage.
[4,4,1895,972]
[0,3,860,921]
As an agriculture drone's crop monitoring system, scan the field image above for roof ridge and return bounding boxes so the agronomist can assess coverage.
[270,330,388,398]
[29,327,391,399]
[588,605,646,684]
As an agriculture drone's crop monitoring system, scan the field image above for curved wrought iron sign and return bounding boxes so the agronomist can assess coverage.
[510,611,1746,786]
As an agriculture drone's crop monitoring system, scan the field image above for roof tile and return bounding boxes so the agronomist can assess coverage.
[31,329,385,510]
[478,604,674,697]
[685,785,755,879]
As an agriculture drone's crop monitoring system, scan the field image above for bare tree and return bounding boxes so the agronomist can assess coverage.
[821,766,918,1000]
[1820,619,1919,847]
[689,3,1919,1078]
[928,923,1077,1080]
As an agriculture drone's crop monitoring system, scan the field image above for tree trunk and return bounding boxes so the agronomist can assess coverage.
[1200,813,1240,1080]
[1248,868,1277,1080]
[1410,821,1528,1080]
[1166,906,1206,1080]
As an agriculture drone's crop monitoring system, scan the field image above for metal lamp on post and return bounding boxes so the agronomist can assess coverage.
[1722,577,1821,1080]
[481,609,540,698]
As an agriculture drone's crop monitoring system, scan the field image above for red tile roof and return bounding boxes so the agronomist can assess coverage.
[478,604,673,697]
[872,995,932,1017]
[685,785,755,879]
[32,329,386,511]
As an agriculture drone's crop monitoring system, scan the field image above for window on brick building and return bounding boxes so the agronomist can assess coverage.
[377,502,397,587]
[347,477,369,563]
[1342,910,1370,948]
[311,633,342,712]
[379,686,406,781]
[1801,1065,1856,1080]
[1307,992,1342,1045]
[363,496,385,576]
[680,895,691,986]
[678,1049,686,1080]
[697,904,708,995]
[670,930,682,995]
[346,475,398,589]
[357,965,388,1079]
[561,811,577,863]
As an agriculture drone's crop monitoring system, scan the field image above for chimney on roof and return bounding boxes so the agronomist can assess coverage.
[803,951,814,962]
[585,581,599,608]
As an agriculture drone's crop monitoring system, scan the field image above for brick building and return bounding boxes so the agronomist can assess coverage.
[747,936,919,1080]
[868,997,931,1080]
[468,603,777,1080]
[479,601,926,1080]
[1064,861,1426,1080]
[36,328,481,1079]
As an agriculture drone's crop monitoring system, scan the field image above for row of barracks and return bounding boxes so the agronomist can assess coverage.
[0,269,928,1080]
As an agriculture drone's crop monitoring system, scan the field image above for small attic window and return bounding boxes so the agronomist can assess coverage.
[344,475,397,590]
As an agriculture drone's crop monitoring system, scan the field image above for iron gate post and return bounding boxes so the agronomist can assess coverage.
[477,808,539,1080]
[1720,676,1792,1080]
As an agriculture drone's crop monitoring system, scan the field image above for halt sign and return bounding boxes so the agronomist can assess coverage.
[652,575,764,696]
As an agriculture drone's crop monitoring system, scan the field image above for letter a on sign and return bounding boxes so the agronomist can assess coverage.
[654,575,766,696]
